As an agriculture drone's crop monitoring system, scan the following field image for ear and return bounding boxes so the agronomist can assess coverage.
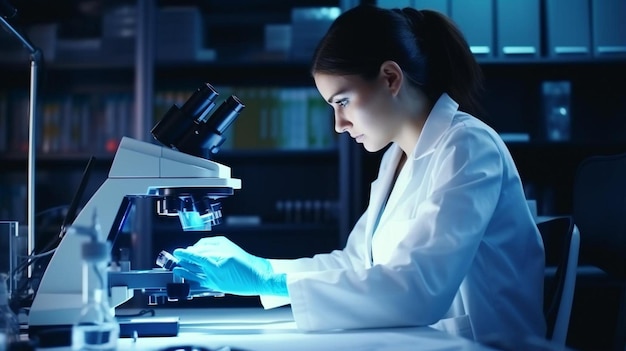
[378,60,403,96]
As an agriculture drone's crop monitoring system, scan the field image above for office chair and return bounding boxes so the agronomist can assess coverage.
[573,152,626,351]
[538,215,580,347]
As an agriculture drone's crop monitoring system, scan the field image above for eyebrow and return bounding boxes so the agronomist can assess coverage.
[326,89,348,104]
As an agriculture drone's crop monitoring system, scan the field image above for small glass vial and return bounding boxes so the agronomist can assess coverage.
[0,273,20,351]
[71,241,119,351]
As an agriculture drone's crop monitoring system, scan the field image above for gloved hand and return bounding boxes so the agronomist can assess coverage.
[172,236,288,297]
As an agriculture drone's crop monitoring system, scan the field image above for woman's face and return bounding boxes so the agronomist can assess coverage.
[313,71,404,152]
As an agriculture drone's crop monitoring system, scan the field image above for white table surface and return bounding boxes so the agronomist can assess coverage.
[36,306,498,351]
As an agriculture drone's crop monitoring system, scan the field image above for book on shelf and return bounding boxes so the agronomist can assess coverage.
[0,90,133,155]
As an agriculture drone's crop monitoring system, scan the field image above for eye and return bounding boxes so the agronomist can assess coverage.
[335,98,349,107]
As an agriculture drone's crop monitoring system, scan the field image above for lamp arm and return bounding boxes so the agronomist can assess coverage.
[0,14,43,281]
[0,15,39,55]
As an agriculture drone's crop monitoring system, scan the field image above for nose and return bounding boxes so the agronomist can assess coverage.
[334,109,350,134]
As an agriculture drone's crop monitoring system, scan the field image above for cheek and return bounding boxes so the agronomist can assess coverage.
[350,109,380,133]
[354,101,391,133]
[364,85,395,114]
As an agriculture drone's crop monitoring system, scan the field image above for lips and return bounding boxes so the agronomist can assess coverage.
[347,131,364,142]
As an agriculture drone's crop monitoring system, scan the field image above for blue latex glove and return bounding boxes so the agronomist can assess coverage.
[172,236,288,297]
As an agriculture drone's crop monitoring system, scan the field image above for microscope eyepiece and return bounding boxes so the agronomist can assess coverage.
[151,83,219,150]
[181,95,245,156]
[204,95,245,134]
[180,83,219,123]
[151,83,245,158]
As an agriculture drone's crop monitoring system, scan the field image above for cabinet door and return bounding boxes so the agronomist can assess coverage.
[496,0,540,58]
[545,0,591,58]
[591,0,626,57]
[450,0,494,57]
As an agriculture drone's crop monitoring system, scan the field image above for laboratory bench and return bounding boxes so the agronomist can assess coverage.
[26,306,502,351]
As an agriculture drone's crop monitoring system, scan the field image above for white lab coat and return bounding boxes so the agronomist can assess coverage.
[261,93,546,343]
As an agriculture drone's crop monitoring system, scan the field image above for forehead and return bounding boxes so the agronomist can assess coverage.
[313,73,373,101]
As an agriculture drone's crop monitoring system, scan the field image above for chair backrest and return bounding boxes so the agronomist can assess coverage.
[572,152,626,351]
[573,152,626,279]
[537,216,580,346]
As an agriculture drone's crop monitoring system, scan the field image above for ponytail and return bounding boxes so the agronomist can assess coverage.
[401,8,485,116]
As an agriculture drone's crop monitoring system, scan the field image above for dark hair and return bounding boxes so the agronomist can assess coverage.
[311,5,485,117]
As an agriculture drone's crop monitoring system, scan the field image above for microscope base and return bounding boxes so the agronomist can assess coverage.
[118,316,180,338]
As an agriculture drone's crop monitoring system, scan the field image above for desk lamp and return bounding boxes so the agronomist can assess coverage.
[0,0,43,281]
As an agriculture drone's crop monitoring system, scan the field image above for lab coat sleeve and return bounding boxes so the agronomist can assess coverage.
[260,210,370,308]
[285,126,504,331]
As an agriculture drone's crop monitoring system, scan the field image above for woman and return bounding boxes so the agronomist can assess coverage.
[172,4,546,343]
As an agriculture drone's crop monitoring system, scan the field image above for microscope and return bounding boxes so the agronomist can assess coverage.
[28,83,245,345]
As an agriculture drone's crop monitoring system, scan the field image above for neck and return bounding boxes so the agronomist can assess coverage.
[394,152,407,182]
[396,116,426,156]
[395,88,431,156]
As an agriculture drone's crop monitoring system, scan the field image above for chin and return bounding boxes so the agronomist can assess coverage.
[362,142,387,153]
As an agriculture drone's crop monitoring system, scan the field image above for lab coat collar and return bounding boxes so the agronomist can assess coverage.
[411,93,459,161]
[365,147,402,265]
[364,93,460,264]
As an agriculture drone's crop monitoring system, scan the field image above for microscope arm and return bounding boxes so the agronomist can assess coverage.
[29,137,240,328]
